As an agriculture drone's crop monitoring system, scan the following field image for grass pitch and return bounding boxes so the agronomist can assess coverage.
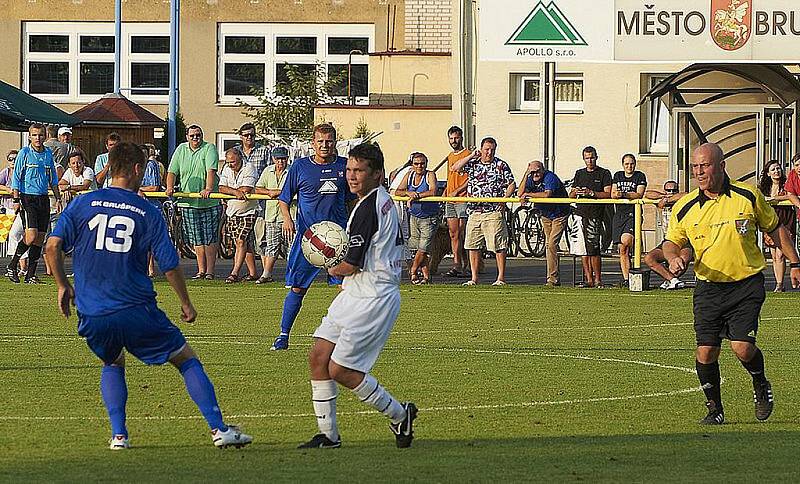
[1,279,799,482]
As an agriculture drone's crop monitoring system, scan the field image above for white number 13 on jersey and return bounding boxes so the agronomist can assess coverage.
[88,213,135,253]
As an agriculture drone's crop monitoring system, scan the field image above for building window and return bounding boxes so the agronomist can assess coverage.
[327,64,368,97]
[131,63,169,96]
[80,36,115,53]
[217,23,373,104]
[328,37,369,55]
[510,73,584,112]
[23,22,169,103]
[224,63,265,96]
[276,36,317,55]
[29,35,69,53]
[131,36,170,54]
[643,75,670,154]
[80,62,114,95]
[225,37,265,54]
[29,62,69,94]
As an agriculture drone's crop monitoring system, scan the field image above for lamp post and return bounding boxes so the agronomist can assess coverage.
[347,49,364,105]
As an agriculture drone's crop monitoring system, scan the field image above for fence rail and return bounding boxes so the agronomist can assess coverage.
[1,188,794,270]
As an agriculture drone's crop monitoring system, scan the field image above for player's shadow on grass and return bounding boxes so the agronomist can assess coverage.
[5,431,799,481]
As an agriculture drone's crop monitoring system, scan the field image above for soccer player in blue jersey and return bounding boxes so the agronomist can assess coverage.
[270,123,355,350]
[45,142,252,450]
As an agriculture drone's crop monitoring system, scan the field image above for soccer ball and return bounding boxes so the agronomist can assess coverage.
[301,221,349,269]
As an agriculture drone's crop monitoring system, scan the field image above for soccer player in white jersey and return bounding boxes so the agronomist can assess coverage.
[298,143,417,449]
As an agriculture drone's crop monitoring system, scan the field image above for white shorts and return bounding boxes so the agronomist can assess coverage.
[314,290,401,373]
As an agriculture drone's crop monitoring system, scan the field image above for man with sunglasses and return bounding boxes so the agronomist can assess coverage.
[518,160,569,286]
[233,123,271,282]
[165,124,221,280]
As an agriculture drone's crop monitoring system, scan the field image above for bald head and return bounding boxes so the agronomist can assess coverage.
[694,143,724,164]
[691,143,726,194]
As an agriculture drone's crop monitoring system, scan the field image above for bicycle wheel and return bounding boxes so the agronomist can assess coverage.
[525,211,546,257]
[218,212,235,260]
[512,206,534,258]
[174,207,197,259]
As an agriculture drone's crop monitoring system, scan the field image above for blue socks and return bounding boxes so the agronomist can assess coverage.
[179,358,227,432]
[280,290,305,335]
[101,365,128,437]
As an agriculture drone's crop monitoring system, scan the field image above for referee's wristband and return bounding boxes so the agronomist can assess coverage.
[789,262,800,269]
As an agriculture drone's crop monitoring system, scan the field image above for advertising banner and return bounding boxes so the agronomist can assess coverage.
[480,0,800,62]
[615,0,800,62]
[479,0,615,62]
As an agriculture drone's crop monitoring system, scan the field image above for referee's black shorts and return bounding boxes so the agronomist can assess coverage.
[19,193,51,232]
[692,272,765,347]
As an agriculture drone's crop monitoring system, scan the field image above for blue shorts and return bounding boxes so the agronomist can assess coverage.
[77,304,187,365]
[284,234,343,288]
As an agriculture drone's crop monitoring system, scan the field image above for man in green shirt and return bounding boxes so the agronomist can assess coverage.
[165,124,221,280]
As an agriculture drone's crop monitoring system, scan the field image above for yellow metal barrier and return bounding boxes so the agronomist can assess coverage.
[1,187,794,271]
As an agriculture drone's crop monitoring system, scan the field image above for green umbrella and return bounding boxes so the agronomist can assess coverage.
[0,79,80,131]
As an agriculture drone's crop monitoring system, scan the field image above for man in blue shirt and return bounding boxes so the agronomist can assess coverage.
[518,160,570,286]
[94,132,121,188]
[45,141,252,450]
[7,123,61,284]
[270,123,354,350]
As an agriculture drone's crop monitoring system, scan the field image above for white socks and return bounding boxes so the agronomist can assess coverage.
[352,374,406,424]
[311,379,339,442]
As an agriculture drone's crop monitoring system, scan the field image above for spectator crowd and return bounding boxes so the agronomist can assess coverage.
[3,122,800,291]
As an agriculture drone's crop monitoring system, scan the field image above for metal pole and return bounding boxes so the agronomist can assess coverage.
[540,61,556,170]
[461,0,475,148]
[347,50,363,106]
[114,0,121,94]
[634,201,642,269]
[168,0,180,159]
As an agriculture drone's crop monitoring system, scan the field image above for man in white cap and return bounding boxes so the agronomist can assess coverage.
[44,125,74,171]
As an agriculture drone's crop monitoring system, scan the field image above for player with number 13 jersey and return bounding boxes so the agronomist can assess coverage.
[52,185,174,315]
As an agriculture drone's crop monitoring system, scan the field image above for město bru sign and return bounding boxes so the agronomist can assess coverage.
[480,0,800,62]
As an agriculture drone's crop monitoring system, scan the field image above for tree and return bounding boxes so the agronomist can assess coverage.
[238,64,346,143]
[160,110,186,162]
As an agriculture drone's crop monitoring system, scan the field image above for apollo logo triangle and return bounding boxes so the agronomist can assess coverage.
[505,1,587,46]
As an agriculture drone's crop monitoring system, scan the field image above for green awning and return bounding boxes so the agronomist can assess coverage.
[0,79,80,132]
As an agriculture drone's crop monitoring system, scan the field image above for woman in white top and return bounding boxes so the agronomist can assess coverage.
[59,149,96,206]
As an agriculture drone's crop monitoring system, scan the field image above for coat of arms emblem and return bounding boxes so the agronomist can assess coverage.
[711,0,752,51]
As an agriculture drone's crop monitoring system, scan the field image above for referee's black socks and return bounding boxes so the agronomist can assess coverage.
[26,244,42,278]
[696,360,722,406]
[9,241,30,270]
[740,348,768,385]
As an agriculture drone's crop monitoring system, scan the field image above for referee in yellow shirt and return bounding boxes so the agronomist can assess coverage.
[663,143,800,425]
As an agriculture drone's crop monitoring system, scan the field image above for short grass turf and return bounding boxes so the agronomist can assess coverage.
[1,279,799,482]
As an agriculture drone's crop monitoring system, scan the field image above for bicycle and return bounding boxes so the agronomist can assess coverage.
[161,199,235,260]
[507,204,546,258]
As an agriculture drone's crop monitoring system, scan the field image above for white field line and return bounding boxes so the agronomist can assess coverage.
[0,321,692,345]
[0,347,703,421]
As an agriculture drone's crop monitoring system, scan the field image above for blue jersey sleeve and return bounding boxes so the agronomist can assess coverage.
[10,147,26,191]
[148,208,179,272]
[50,201,77,252]
[278,163,299,205]
[48,155,58,187]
